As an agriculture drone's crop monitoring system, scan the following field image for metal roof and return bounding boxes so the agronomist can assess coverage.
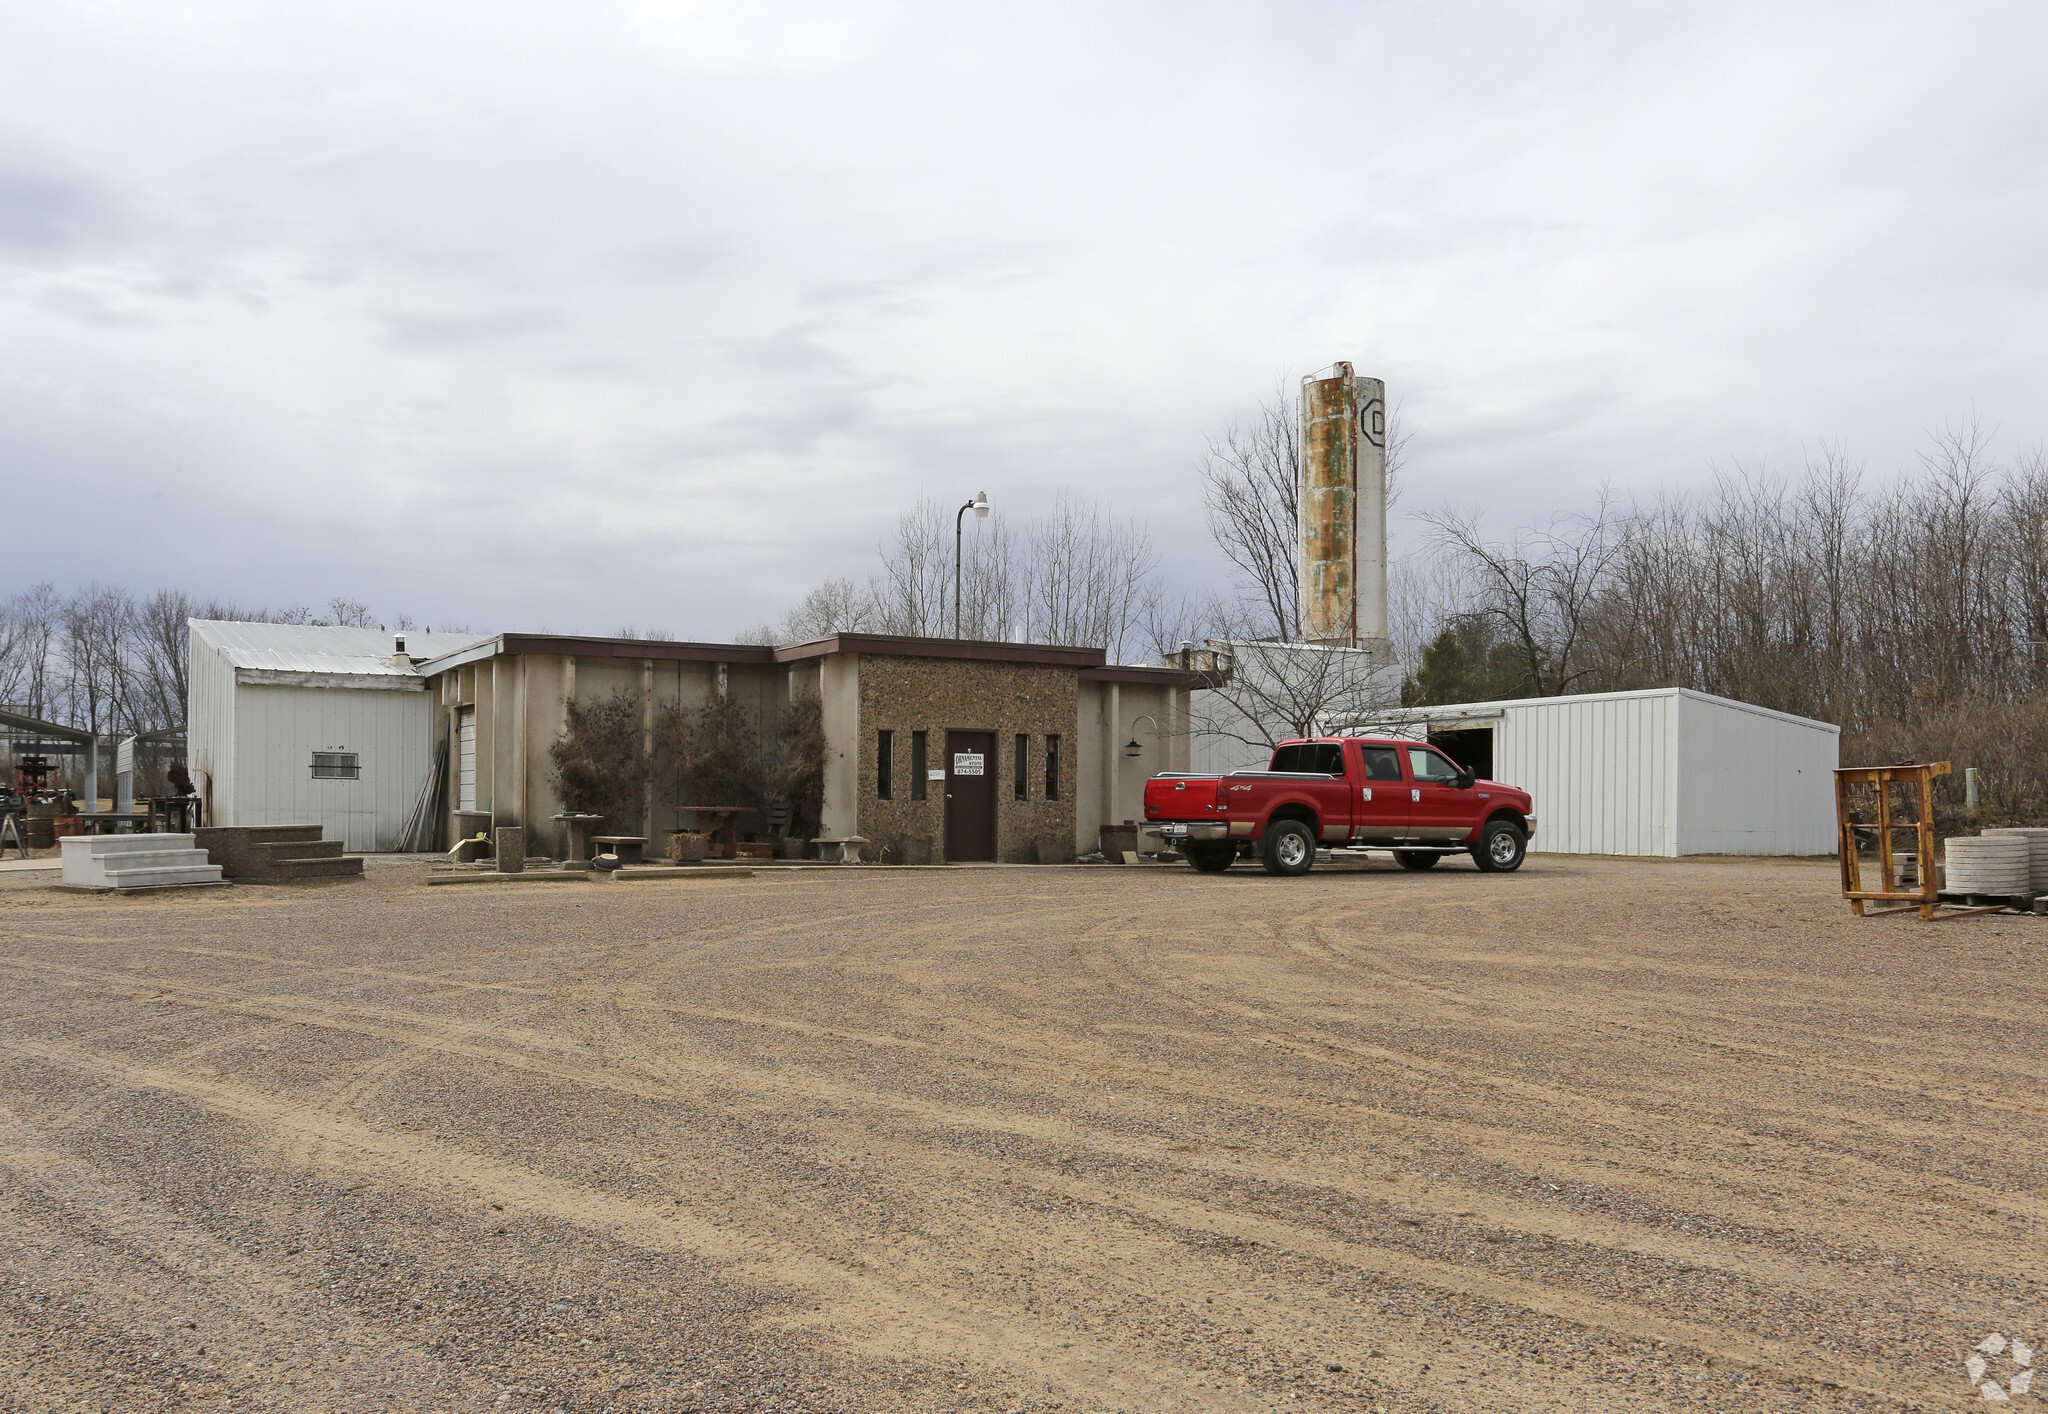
[189,620,488,678]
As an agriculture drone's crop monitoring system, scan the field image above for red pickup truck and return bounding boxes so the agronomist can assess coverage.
[1142,737,1536,876]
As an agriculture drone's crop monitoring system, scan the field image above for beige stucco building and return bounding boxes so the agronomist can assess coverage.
[418,632,1197,863]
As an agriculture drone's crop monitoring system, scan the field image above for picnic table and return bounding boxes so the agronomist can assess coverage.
[674,805,750,860]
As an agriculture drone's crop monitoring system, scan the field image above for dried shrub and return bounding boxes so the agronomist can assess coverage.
[1846,690,2048,835]
[653,694,766,809]
[549,688,646,830]
[771,694,827,837]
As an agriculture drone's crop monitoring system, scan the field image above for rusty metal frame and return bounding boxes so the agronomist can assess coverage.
[1833,761,2000,921]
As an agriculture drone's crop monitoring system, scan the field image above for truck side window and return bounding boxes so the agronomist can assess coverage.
[1407,746,1461,783]
[1359,747,1403,781]
[1311,744,1345,775]
[1269,744,1308,772]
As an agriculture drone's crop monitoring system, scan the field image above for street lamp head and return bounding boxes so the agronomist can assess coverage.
[1123,737,1143,758]
[972,491,990,519]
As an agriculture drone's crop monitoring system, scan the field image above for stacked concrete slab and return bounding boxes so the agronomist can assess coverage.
[61,835,225,891]
[195,825,364,882]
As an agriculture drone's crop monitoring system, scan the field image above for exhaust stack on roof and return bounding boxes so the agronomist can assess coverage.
[1297,362,1389,653]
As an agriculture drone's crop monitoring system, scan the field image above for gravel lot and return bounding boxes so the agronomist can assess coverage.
[0,852,2042,1413]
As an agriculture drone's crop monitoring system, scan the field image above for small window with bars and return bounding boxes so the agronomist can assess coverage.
[1014,734,1029,800]
[311,751,360,780]
[877,729,894,799]
[1045,734,1060,800]
[911,730,929,800]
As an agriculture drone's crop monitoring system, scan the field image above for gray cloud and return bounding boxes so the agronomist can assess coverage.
[0,154,125,258]
[0,1,2043,640]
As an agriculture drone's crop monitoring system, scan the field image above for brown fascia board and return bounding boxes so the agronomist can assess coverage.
[418,631,1123,675]
[771,634,1108,669]
[419,634,777,673]
[1078,664,1212,689]
[499,634,776,665]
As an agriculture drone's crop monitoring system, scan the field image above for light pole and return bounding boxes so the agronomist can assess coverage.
[954,490,990,638]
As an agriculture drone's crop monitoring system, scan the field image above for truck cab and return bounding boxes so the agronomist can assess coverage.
[1142,736,1536,876]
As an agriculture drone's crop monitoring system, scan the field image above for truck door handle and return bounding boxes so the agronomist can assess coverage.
[1411,789,1420,802]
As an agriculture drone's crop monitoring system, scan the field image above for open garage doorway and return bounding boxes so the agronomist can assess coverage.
[1429,726,1495,781]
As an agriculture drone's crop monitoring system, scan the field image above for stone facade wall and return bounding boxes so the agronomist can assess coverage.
[856,655,1077,864]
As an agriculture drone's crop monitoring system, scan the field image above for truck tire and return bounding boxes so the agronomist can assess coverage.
[1472,819,1527,873]
[1261,820,1317,876]
[1186,843,1236,873]
[1394,850,1439,870]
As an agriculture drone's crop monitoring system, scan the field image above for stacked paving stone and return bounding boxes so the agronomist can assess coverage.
[60,834,224,891]
[1981,826,2048,892]
[1944,834,2033,895]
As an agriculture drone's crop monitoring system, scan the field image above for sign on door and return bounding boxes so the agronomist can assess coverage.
[953,753,984,776]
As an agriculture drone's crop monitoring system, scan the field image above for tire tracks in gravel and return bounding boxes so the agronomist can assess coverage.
[1,952,2027,1298]
[0,1105,508,1410]
[0,955,1982,1405]
[0,1035,1282,1414]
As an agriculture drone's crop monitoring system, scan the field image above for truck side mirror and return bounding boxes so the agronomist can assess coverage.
[1454,769,1475,789]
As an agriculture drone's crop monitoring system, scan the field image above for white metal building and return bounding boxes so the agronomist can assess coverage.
[187,621,484,851]
[1356,687,1840,857]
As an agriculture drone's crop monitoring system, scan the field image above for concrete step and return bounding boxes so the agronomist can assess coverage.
[60,835,224,889]
[65,833,200,855]
[93,863,226,889]
[240,825,326,844]
[95,850,215,871]
[267,856,364,880]
[251,839,347,862]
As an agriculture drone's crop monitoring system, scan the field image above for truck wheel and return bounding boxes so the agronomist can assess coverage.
[1472,820,1527,873]
[1394,850,1439,870]
[1186,843,1236,873]
[1261,820,1317,876]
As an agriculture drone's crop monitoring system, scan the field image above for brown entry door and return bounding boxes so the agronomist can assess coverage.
[944,730,998,863]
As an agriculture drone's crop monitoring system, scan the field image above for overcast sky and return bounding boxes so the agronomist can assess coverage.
[4,1,2044,639]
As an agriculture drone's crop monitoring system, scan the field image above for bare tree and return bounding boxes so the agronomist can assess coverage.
[65,585,141,734]
[325,596,376,628]
[1021,492,1156,660]
[1420,492,1624,697]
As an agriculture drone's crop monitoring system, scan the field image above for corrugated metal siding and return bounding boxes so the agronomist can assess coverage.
[1494,691,1677,856]
[187,622,240,825]
[1399,686,1837,857]
[231,684,435,851]
[1673,692,1839,855]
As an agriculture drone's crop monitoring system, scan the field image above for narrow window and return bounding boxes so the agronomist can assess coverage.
[311,751,360,780]
[455,706,477,810]
[877,730,894,800]
[1045,734,1060,800]
[1014,734,1029,800]
[911,730,928,800]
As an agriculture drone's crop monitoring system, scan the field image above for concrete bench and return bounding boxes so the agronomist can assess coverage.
[591,835,648,866]
[813,836,868,864]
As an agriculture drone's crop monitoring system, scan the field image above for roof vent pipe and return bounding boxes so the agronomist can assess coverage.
[390,633,410,668]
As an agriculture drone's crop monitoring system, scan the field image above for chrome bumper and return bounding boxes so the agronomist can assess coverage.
[1147,821,1230,842]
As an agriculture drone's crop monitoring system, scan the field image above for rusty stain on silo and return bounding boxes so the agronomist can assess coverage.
[1298,363,1357,645]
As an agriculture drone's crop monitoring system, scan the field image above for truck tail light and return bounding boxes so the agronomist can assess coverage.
[1214,779,1228,809]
